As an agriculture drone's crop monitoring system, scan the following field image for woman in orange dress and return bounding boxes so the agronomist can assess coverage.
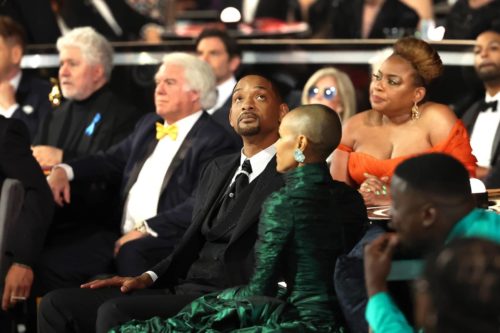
[331,37,476,207]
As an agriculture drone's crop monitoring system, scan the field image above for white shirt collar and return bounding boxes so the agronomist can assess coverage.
[235,143,277,184]
[485,91,500,103]
[10,71,21,92]
[207,76,237,115]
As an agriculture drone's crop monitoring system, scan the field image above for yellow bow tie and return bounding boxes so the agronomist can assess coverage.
[156,122,178,141]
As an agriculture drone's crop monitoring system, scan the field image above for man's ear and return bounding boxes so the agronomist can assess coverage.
[278,103,289,122]
[93,64,106,83]
[10,44,22,66]
[421,203,437,228]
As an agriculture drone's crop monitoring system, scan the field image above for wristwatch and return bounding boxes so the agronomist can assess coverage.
[133,220,147,233]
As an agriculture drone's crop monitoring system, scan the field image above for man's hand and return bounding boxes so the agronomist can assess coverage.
[47,167,71,206]
[114,230,147,256]
[1,264,33,311]
[32,145,63,169]
[81,273,153,293]
[0,81,16,110]
[364,233,399,297]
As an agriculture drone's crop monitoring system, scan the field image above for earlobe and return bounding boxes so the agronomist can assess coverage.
[415,87,426,104]
[422,205,436,228]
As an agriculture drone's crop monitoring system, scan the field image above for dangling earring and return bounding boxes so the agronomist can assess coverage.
[294,149,305,163]
[411,102,420,120]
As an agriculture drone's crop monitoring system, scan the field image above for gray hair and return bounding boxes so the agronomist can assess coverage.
[301,67,357,122]
[162,52,217,110]
[56,27,114,81]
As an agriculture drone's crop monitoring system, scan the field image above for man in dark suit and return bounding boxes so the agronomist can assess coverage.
[461,29,500,188]
[0,117,53,327]
[0,16,52,141]
[195,28,242,147]
[38,74,290,333]
[32,26,140,169]
[35,53,238,296]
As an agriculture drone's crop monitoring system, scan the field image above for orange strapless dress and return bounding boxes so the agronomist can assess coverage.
[338,120,477,186]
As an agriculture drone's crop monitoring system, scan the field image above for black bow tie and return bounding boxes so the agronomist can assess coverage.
[479,100,498,112]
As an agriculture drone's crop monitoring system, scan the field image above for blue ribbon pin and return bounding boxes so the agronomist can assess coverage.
[85,113,102,137]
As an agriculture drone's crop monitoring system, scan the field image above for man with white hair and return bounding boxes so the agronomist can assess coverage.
[32,26,139,169]
[35,52,238,295]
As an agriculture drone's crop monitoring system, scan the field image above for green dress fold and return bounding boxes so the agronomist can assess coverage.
[113,163,346,333]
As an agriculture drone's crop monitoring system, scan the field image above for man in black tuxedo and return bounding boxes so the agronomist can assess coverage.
[461,29,500,188]
[38,74,290,333]
[0,117,53,327]
[32,26,140,170]
[196,28,242,147]
[35,53,238,296]
[0,16,52,141]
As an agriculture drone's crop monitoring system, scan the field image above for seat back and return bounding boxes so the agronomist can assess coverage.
[0,179,24,278]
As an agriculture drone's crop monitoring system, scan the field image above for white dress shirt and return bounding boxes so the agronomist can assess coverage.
[122,111,203,233]
[470,92,500,167]
[0,71,21,118]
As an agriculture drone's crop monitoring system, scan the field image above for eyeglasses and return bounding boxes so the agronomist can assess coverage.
[308,86,337,100]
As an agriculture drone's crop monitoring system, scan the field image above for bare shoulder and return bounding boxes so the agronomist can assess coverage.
[340,110,370,146]
[420,102,458,143]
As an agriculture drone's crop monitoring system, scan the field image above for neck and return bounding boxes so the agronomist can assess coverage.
[435,202,476,245]
[242,133,278,158]
[0,67,20,82]
[484,80,500,97]
[372,109,412,125]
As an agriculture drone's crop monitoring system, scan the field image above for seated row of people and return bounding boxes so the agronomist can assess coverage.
[1,19,499,333]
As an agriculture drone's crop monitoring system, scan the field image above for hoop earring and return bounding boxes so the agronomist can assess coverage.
[294,149,305,163]
[411,102,420,120]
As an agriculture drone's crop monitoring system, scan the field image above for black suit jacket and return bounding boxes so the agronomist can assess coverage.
[34,86,140,162]
[151,154,285,289]
[11,72,52,142]
[330,0,419,38]
[0,116,54,267]
[69,112,239,239]
[462,99,500,188]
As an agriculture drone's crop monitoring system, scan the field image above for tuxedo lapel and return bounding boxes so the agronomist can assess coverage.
[491,124,500,164]
[229,157,280,244]
[191,154,240,228]
[462,100,482,134]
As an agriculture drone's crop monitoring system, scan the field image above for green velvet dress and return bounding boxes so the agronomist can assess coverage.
[113,163,345,333]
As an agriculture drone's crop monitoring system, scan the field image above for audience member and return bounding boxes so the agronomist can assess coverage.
[445,0,500,39]
[415,238,500,333]
[301,67,357,122]
[331,37,476,207]
[32,27,140,169]
[462,29,500,187]
[0,16,52,141]
[363,153,500,333]
[35,53,237,296]
[38,74,289,333]
[329,0,419,39]
[0,117,54,329]
[195,28,242,146]
[109,105,366,332]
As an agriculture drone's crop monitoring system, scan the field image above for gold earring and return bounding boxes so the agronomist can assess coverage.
[411,102,420,120]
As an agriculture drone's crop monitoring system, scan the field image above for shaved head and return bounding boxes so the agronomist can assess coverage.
[285,104,342,159]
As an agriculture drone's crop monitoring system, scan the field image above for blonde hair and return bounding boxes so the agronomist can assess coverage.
[301,67,357,122]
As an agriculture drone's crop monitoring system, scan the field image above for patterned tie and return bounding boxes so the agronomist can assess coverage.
[156,122,178,140]
[479,100,498,112]
[217,159,253,218]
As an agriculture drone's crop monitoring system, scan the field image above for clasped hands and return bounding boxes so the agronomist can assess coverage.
[358,173,391,206]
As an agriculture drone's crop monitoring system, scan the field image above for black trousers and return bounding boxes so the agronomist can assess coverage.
[38,287,201,333]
